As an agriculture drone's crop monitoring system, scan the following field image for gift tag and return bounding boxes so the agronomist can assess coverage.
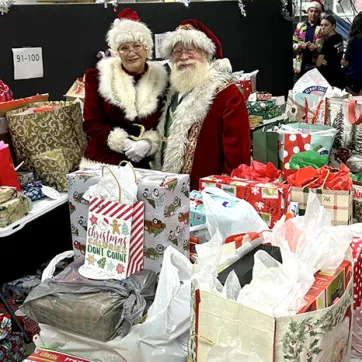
[42,186,61,200]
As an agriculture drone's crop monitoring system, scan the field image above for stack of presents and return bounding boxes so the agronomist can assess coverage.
[1,72,362,362]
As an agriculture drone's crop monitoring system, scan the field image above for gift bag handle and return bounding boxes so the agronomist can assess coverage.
[102,165,122,203]
[119,160,138,183]
[348,100,362,125]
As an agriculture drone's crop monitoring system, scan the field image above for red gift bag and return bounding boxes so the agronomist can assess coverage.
[0,141,20,191]
[238,80,252,101]
[0,80,13,103]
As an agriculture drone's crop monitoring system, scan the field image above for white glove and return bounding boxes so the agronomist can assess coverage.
[125,140,151,163]
[123,138,135,152]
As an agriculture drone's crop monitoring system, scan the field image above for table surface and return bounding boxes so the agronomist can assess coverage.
[0,193,68,238]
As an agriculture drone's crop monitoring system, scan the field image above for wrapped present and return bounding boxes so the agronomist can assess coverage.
[21,182,45,202]
[0,187,17,204]
[247,100,281,120]
[352,182,362,222]
[17,171,34,186]
[199,176,291,228]
[256,92,272,101]
[0,332,25,362]
[2,275,41,298]
[298,260,352,314]
[67,168,103,258]
[137,171,190,273]
[0,296,40,340]
[0,194,31,228]
[0,314,11,341]
[24,348,92,362]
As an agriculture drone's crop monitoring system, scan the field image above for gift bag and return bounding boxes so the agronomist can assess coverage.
[6,101,86,173]
[0,80,13,103]
[0,141,20,191]
[79,167,145,280]
[188,280,353,362]
[65,77,85,102]
[326,98,362,165]
[252,131,279,168]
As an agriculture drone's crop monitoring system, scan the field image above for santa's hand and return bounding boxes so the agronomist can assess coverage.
[125,140,151,163]
[123,138,135,152]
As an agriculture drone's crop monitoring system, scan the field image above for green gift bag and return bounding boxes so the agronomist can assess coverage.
[252,131,279,168]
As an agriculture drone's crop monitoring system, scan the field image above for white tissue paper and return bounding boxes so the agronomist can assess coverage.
[83,163,138,205]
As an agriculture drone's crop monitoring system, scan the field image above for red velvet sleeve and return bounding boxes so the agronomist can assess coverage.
[83,68,112,145]
[221,84,251,174]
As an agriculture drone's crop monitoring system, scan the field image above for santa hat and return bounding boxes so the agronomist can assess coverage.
[306,0,325,13]
[162,19,223,60]
[106,8,153,59]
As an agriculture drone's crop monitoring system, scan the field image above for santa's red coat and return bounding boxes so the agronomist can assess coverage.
[155,65,251,190]
[82,57,168,169]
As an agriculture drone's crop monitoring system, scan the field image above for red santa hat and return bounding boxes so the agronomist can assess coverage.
[106,8,153,58]
[306,0,325,13]
[162,19,224,60]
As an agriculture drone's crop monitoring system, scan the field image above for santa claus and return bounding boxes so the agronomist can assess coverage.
[81,8,168,168]
[154,19,250,190]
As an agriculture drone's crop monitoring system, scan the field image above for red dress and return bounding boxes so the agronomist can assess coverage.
[82,57,168,169]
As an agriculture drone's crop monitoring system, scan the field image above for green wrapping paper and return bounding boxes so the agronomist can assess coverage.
[0,194,31,227]
[247,101,281,120]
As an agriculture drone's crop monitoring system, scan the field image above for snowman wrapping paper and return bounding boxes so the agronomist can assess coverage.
[137,172,190,273]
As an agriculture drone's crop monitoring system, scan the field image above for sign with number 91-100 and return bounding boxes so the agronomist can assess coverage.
[12,47,44,80]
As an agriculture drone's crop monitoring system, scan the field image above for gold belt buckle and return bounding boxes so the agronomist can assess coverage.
[129,124,145,141]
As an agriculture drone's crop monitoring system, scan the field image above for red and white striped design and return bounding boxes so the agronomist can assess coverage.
[89,197,145,277]
[127,201,145,276]
[89,197,134,221]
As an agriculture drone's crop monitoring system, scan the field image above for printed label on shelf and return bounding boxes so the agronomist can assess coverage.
[12,47,44,80]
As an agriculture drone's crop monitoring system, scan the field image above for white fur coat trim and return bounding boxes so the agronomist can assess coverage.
[157,65,233,174]
[97,57,168,121]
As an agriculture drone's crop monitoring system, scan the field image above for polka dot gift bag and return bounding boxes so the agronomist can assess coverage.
[277,123,337,180]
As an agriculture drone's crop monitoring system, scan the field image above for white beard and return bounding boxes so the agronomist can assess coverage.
[170,61,210,95]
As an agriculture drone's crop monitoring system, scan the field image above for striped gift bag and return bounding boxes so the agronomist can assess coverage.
[82,196,145,280]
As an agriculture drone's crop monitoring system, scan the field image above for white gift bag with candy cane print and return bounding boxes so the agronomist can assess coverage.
[79,166,144,280]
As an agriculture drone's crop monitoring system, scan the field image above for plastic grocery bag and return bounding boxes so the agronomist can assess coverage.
[117,246,192,362]
[202,187,268,240]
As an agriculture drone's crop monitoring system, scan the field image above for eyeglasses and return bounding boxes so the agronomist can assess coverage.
[171,48,198,58]
[119,44,144,54]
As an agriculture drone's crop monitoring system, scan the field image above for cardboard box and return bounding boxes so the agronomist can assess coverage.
[199,176,290,228]
[298,260,352,314]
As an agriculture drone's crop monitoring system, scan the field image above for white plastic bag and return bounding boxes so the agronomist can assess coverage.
[117,246,192,362]
[202,187,268,240]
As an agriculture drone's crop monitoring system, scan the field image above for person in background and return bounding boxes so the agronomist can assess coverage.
[293,0,325,83]
[317,15,344,89]
[153,19,250,190]
[342,12,362,95]
[80,8,168,168]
